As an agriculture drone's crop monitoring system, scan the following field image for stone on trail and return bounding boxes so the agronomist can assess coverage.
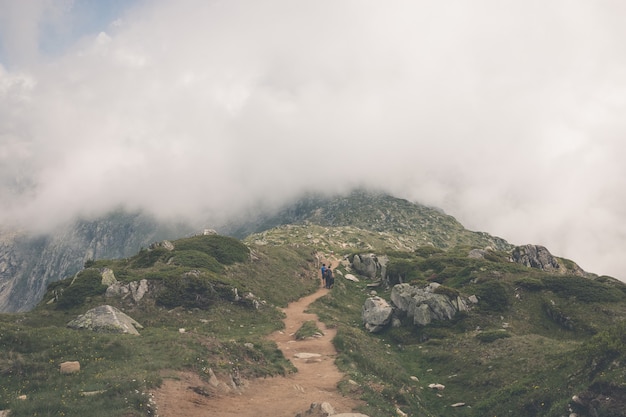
[295,402,371,417]
[293,352,322,359]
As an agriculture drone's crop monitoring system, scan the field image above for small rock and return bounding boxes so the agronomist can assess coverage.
[428,383,445,390]
[451,402,465,407]
[410,376,419,382]
[60,361,80,374]
[294,352,322,359]
[345,274,360,282]
[80,390,105,396]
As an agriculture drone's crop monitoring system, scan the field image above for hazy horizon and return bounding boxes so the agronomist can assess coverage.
[1,1,625,279]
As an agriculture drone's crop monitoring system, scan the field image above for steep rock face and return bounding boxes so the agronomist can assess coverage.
[511,245,560,271]
[511,244,585,276]
[0,212,193,312]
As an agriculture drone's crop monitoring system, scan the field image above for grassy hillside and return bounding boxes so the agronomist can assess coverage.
[2,192,625,417]
[0,234,319,416]
[307,248,626,417]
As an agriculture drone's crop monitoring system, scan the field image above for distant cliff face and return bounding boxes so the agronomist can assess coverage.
[0,212,193,312]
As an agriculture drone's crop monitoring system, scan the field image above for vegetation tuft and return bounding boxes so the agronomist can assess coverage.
[295,320,324,340]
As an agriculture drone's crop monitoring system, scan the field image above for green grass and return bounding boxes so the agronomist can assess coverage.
[4,223,626,417]
[0,237,318,416]
[294,320,323,340]
[305,248,626,417]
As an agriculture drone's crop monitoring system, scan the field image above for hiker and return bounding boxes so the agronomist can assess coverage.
[320,263,326,287]
[325,267,334,289]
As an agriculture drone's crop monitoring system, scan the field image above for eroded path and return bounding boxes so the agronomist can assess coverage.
[153,277,362,417]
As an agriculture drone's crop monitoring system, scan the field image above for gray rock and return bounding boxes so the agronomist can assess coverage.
[295,402,370,417]
[362,296,393,333]
[149,240,175,251]
[344,274,359,282]
[511,244,560,271]
[67,305,143,335]
[391,283,466,327]
[352,254,385,279]
[468,249,485,259]
[106,279,151,303]
[100,268,117,286]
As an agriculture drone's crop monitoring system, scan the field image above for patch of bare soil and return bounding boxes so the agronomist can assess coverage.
[152,272,363,417]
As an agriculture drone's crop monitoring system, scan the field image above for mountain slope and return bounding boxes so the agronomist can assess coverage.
[1,191,626,416]
[0,189,513,313]
[234,190,513,251]
[0,211,194,312]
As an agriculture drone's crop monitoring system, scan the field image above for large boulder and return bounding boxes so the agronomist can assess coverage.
[352,254,386,279]
[391,283,466,326]
[67,305,143,335]
[362,296,393,333]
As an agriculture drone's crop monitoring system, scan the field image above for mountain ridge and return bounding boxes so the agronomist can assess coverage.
[0,189,597,312]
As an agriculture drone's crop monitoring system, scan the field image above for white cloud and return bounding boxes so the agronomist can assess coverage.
[0,0,626,279]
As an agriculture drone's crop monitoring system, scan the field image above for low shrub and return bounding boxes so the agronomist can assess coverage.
[434,285,460,299]
[156,273,228,309]
[542,275,624,303]
[173,235,249,265]
[57,269,107,309]
[130,247,170,268]
[476,330,512,343]
[515,277,545,291]
[475,280,511,312]
[171,250,223,272]
[386,259,420,284]
[295,320,323,340]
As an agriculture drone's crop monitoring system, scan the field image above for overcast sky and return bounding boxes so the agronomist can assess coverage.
[0,0,625,279]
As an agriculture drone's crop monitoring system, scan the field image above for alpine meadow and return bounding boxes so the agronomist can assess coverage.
[1,190,626,417]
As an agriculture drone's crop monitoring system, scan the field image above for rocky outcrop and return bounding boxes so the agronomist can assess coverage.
[511,245,560,272]
[0,213,194,312]
[362,296,393,333]
[67,305,143,335]
[106,279,153,303]
[391,283,467,326]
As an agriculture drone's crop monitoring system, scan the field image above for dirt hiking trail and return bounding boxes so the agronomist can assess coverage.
[153,263,363,417]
